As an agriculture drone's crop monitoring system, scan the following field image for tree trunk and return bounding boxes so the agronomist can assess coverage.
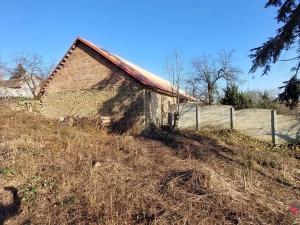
[173,87,180,129]
[207,84,213,105]
[192,83,196,97]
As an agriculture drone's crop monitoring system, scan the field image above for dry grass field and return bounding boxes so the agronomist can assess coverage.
[0,99,300,224]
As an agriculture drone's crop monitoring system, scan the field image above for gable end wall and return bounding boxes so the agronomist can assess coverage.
[41,42,173,129]
[45,42,137,93]
[41,43,145,120]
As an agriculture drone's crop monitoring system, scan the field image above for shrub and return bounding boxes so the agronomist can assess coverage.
[256,91,277,109]
[220,85,253,109]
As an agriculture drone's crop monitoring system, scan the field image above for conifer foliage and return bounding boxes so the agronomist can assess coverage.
[250,0,300,109]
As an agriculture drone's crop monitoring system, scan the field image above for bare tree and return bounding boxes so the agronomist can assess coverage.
[9,53,52,98]
[0,57,6,80]
[10,63,26,80]
[191,50,242,104]
[164,49,186,128]
[185,75,198,98]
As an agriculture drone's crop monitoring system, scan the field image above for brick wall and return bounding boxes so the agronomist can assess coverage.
[44,42,132,93]
[41,42,144,120]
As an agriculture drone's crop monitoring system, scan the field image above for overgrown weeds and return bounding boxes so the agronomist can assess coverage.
[0,103,299,224]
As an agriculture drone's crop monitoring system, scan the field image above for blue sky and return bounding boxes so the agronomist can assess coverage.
[0,0,294,91]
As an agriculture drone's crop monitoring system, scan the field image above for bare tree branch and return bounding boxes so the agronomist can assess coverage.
[191,50,242,105]
[164,49,187,128]
[278,56,300,62]
[0,57,6,80]
[9,53,52,98]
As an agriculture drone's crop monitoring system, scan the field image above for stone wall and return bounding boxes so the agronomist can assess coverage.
[41,83,144,119]
[41,90,113,118]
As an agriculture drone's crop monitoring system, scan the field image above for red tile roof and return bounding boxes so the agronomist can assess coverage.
[40,37,196,101]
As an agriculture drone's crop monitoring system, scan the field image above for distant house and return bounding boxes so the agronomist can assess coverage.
[0,76,42,98]
[40,37,195,129]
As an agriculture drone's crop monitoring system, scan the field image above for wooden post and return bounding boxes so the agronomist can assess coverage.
[196,105,199,131]
[271,110,277,145]
[144,89,152,127]
[143,89,147,128]
[230,107,234,130]
[160,96,164,126]
[168,113,173,129]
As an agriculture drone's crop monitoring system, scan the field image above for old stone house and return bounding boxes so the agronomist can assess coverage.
[40,37,195,131]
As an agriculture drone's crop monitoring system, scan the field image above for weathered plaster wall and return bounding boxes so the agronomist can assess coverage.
[144,89,175,126]
[277,115,300,143]
[236,109,300,143]
[0,86,33,98]
[235,109,272,141]
[177,104,232,130]
[174,104,300,144]
[0,80,41,98]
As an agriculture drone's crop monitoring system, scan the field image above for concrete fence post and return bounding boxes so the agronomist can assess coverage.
[230,107,234,130]
[271,110,277,145]
[195,105,199,131]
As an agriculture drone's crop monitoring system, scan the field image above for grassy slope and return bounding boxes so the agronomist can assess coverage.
[0,103,299,224]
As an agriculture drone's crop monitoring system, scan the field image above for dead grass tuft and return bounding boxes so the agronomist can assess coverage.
[159,169,211,196]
